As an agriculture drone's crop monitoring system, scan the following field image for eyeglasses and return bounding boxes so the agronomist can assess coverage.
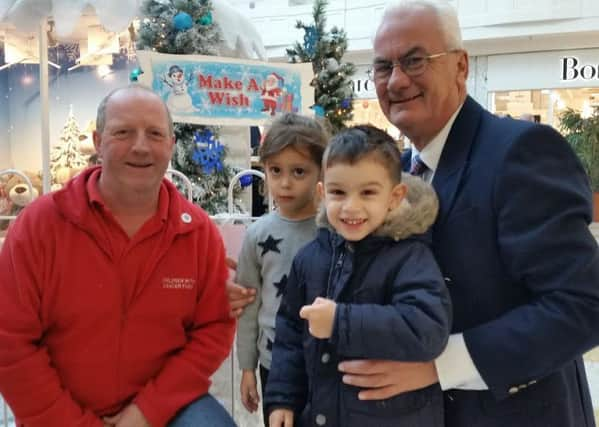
[367,50,459,81]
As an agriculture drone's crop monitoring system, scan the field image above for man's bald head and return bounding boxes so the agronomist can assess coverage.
[96,85,174,137]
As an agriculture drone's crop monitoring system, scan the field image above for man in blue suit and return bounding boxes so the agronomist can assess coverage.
[337,1,599,426]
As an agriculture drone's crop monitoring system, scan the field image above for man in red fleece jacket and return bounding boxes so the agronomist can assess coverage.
[0,86,236,427]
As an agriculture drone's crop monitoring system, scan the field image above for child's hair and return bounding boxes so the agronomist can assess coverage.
[323,125,402,183]
[259,113,329,166]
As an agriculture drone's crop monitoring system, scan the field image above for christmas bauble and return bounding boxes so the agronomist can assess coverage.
[239,174,253,188]
[173,12,194,31]
[198,12,213,25]
[325,58,339,73]
[313,105,325,117]
[129,68,143,82]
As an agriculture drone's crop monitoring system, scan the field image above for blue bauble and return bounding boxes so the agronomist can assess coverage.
[313,105,325,117]
[198,12,213,25]
[129,67,143,82]
[341,98,351,109]
[239,174,253,188]
[173,12,193,31]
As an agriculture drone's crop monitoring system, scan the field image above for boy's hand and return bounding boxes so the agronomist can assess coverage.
[240,370,260,413]
[225,257,238,271]
[226,280,256,318]
[102,404,150,427]
[299,297,337,339]
[225,257,256,318]
[269,408,294,427]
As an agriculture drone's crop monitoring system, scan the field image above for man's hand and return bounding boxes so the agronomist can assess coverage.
[338,360,439,400]
[269,408,294,427]
[225,257,256,318]
[103,404,151,427]
[299,297,336,339]
[240,369,260,413]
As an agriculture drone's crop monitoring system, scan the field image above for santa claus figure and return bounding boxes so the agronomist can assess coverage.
[261,72,284,116]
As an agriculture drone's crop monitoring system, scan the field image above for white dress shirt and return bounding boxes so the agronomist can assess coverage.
[411,105,489,391]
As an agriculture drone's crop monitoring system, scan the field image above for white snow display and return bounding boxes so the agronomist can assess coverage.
[0,0,267,61]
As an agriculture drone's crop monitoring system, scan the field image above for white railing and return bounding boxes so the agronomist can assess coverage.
[165,168,194,202]
[1,398,14,427]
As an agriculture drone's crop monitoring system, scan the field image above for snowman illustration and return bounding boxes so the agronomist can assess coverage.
[261,72,284,116]
[163,65,195,112]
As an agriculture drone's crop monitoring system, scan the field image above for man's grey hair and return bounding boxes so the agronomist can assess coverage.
[95,84,175,136]
[380,0,463,50]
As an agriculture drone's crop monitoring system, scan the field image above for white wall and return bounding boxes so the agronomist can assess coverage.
[231,0,599,59]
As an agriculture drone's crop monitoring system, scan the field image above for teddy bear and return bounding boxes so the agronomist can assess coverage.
[0,171,43,232]
[78,119,97,156]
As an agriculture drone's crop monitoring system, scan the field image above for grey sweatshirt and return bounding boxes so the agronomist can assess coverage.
[236,211,317,370]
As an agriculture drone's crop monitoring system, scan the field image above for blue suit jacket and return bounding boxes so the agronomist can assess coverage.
[403,96,599,427]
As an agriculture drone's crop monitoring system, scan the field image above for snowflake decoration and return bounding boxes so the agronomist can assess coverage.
[303,25,319,56]
[192,129,225,174]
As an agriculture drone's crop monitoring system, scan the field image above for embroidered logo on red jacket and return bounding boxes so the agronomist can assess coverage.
[162,277,196,290]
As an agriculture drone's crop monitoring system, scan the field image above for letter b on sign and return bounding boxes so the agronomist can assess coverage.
[562,57,578,81]
[562,56,598,81]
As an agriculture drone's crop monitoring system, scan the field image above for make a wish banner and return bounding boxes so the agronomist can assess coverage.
[136,51,314,126]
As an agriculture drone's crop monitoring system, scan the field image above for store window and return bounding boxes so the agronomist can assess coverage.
[491,88,599,129]
[0,26,134,168]
[0,20,138,244]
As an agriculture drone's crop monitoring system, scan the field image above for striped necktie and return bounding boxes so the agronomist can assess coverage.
[409,155,428,177]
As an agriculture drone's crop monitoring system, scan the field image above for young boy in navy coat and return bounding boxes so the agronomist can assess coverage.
[265,125,451,427]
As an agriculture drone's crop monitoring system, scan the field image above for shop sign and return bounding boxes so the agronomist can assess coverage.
[351,78,376,99]
[562,56,599,81]
[351,64,377,99]
[137,51,314,125]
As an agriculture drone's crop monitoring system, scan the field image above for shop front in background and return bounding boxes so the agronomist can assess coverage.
[487,48,599,128]
[487,47,599,221]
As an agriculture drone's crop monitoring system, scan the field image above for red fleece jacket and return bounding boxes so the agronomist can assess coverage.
[0,167,235,427]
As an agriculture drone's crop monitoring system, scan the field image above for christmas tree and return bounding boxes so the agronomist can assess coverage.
[286,0,356,133]
[137,0,243,214]
[50,106,89,186]
[172,124,246,211]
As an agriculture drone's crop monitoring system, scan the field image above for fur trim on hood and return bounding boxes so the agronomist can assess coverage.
[316,173,439,241]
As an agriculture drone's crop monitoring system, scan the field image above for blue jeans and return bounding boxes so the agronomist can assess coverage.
[168,394,237,427]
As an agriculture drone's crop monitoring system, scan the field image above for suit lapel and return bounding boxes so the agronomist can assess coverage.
[432,96,482,226]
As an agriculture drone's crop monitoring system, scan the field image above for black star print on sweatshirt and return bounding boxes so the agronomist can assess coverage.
[273,274,288,297]
[258,235,283,257]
